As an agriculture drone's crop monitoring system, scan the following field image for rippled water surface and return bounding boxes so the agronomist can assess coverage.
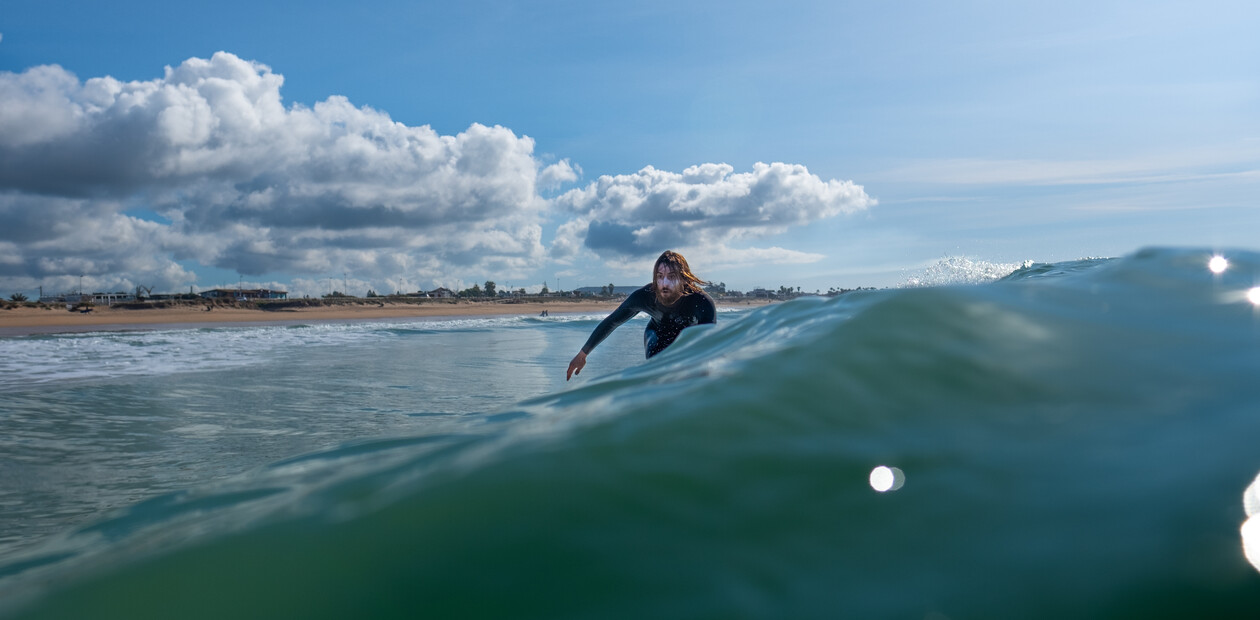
[4,248,1260,619]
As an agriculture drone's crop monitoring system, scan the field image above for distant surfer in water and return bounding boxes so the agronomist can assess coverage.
[566,250,716,380]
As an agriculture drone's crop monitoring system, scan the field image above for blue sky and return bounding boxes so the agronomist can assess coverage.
[2,0,1258,298]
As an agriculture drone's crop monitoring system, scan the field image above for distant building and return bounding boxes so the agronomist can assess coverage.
[38,291,135,305]
[90,292,136,305]
[417,287,454,298]
[572,285,641,296]
[199,288,288,300]
[38,293,72,304]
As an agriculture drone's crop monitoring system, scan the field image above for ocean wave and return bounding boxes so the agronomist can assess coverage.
[901,255,1034,287]
[0,314,598,390]
[0,324,384,389]
[4,247,1260,619]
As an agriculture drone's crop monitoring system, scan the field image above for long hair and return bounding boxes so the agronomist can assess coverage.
[651,250,707,296]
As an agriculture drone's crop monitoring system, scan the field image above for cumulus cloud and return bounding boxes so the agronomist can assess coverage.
[0,52,552,293]
[0,51,874,296]
[551,162,873,262]
[538,159,580,191]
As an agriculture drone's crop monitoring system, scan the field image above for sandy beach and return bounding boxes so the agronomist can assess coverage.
[0,298,773,335]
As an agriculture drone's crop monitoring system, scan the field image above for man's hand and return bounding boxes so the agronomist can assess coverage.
[566,351,587,381]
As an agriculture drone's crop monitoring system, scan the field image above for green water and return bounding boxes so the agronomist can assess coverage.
[4,249,1260,618]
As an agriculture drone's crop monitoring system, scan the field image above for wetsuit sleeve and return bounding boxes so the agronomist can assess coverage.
[580,288,651,355]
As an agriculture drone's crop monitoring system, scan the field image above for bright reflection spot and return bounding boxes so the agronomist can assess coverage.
[1209,255,1229,274]
[1242,472,1260,573]
[1248,288,1260,306]
[869,465,905,492]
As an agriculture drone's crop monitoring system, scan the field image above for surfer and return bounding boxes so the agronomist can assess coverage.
[566,250,716,380]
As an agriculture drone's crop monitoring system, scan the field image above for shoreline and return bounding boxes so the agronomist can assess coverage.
[0,298,775,337]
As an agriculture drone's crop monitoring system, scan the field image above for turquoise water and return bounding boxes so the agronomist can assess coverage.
[3,247,1260,618]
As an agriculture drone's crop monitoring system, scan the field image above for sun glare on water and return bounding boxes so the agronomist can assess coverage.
[869,466,905,492]
[1205,256,1260,306]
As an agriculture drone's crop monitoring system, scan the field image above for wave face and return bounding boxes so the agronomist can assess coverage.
[5,247,1260,618]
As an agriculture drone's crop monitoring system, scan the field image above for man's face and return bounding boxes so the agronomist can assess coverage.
[655,264,682,306]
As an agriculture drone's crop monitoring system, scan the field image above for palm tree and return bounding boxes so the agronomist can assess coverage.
[9,293,28,302]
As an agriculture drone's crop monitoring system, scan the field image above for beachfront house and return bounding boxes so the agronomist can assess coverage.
[199,288,288,301]
[38,291,136,305]
[90,292,136,305]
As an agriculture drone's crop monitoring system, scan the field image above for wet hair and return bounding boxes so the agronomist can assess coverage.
[651,250,707,296]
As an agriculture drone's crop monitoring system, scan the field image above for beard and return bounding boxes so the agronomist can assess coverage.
[655,284,683,307]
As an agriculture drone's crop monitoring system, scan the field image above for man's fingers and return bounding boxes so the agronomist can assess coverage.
[566,351,588,381]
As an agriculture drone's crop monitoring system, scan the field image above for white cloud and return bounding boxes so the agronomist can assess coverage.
[704,244,827,267]
[0,52,554,292]
[0,52,875,295]
[0,64,85,147]
[539,159,580,190]
[551,161,873,261]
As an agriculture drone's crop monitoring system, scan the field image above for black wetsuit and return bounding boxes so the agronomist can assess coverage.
[580,286,717,359]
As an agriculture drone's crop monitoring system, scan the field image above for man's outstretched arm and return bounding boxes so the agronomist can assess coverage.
[565,288,650,380]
